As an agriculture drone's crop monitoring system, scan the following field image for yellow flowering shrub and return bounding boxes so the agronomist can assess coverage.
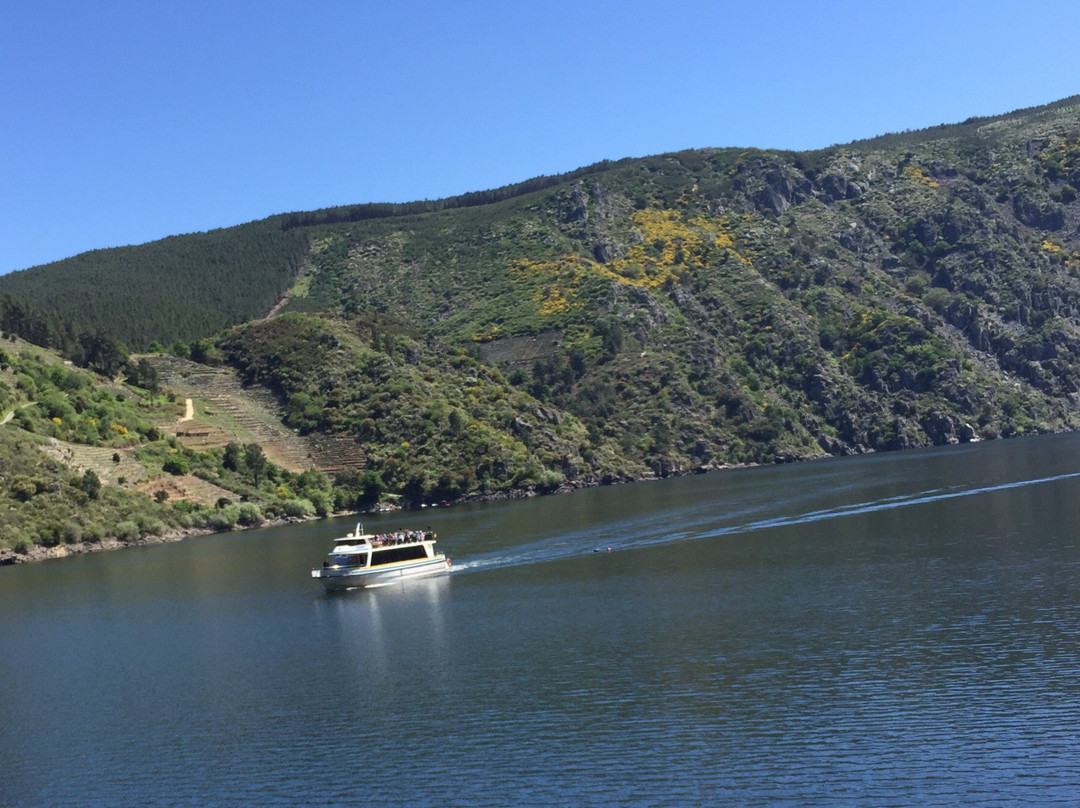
[904,165,940,189]
[512,208,751,316]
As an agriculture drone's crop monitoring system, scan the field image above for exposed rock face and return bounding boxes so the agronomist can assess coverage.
[819,173,862,202]
[533,405,562,425]
[922,411,959,445]
[562,183,589,224]
[1013,194,1065,230]
[593,240,615,263]
[750,169,812,215]
[804,371,833,405]
[589,180,618,219]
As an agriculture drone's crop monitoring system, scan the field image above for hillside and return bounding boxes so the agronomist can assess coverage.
[5,95,1080,546]
[0,337,364,562]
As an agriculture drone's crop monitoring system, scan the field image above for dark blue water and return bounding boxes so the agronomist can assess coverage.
[4,433,1080,805]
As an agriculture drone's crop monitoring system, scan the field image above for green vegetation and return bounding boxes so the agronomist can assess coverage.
[6,95,1080,557]
[0,223,310,350]
[0,338,338,559]
[220,311,616,503]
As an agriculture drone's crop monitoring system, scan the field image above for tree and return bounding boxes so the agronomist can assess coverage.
[77,332,127,377]
[133,358,159,392]
[358,470,385,508]
[285,392,322,433]
[245,443,267,485]
[80,469,101,500]
[223,441,242,472]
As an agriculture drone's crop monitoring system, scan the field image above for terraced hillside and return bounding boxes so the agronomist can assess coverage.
[147,355,365,474]
[40,439,147,487]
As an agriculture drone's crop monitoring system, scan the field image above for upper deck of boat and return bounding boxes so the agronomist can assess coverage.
[332,529,434,551]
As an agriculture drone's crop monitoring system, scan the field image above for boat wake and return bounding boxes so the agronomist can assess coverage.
[451,469,1080,575]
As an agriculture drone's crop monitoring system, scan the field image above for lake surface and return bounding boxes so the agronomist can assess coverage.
[4,433,1080,805]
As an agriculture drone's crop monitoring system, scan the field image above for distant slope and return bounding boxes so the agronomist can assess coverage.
[0,161,629,352]
[4,95,1080,500]
[0,221,311,349]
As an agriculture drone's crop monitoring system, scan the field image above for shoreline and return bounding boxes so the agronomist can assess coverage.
[0,515,318,567]
[0,461,757,568]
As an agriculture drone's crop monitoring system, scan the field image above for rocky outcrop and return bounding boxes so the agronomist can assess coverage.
[1013,193,1065,230]
[819,173,862,202]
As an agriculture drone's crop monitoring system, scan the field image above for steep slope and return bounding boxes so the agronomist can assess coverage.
[0,222,311,349]
[219,312,631,501]
[0,337,346,560]
[3,96,1080,499]
[274,98,1080,472]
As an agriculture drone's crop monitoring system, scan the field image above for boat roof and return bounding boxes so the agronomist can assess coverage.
[330,543,369,554]
[333,534,375,545]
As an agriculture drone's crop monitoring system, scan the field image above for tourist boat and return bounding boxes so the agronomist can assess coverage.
[311,524,451,591]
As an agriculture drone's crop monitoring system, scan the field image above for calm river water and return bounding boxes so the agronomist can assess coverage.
[4,433,1080,806]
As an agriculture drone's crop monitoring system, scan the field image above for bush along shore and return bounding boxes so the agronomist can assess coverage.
[0,438,810,568]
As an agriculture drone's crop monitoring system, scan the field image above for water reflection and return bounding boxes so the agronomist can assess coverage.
[313,575,453,709]
[6,432,1080,805]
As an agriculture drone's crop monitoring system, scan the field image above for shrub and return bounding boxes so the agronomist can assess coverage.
[114,521,140,542]
[208,511,236,531]
[535,470,566,492]
[163,458,188,476]
[10,476,39,502]
[236,502,263,526]
[307,491,332,517]
[923,287,951,313]
[61,520,84,544]
[281,499,315,518]
[37,526,61,547]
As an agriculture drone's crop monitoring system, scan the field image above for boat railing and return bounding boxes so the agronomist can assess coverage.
[371,530,434,547]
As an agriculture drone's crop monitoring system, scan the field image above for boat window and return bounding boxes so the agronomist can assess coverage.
[371,545,428,566]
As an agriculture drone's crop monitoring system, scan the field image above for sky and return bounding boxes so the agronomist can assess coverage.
[3,0,1079,276]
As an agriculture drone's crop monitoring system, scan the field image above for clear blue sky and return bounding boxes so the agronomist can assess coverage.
[3,0,1078,276]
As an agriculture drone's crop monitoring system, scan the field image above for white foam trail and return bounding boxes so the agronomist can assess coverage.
[702,470,1080,540]
[452,470,1080,574]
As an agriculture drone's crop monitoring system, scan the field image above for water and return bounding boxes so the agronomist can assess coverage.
[4,433,1080,805]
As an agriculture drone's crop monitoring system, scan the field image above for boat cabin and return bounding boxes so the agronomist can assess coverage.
[322,527,436,570]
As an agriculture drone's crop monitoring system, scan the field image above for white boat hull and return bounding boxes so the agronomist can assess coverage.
[312,555,451,591]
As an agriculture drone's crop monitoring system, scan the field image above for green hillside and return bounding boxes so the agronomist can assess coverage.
[5,95,1080,556]
[0,337,351,562]
[0,223,310,349]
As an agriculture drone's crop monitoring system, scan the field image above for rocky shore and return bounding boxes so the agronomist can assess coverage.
[0,527,215,566]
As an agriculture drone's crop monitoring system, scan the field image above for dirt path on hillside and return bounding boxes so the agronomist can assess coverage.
[179,398,194,422]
